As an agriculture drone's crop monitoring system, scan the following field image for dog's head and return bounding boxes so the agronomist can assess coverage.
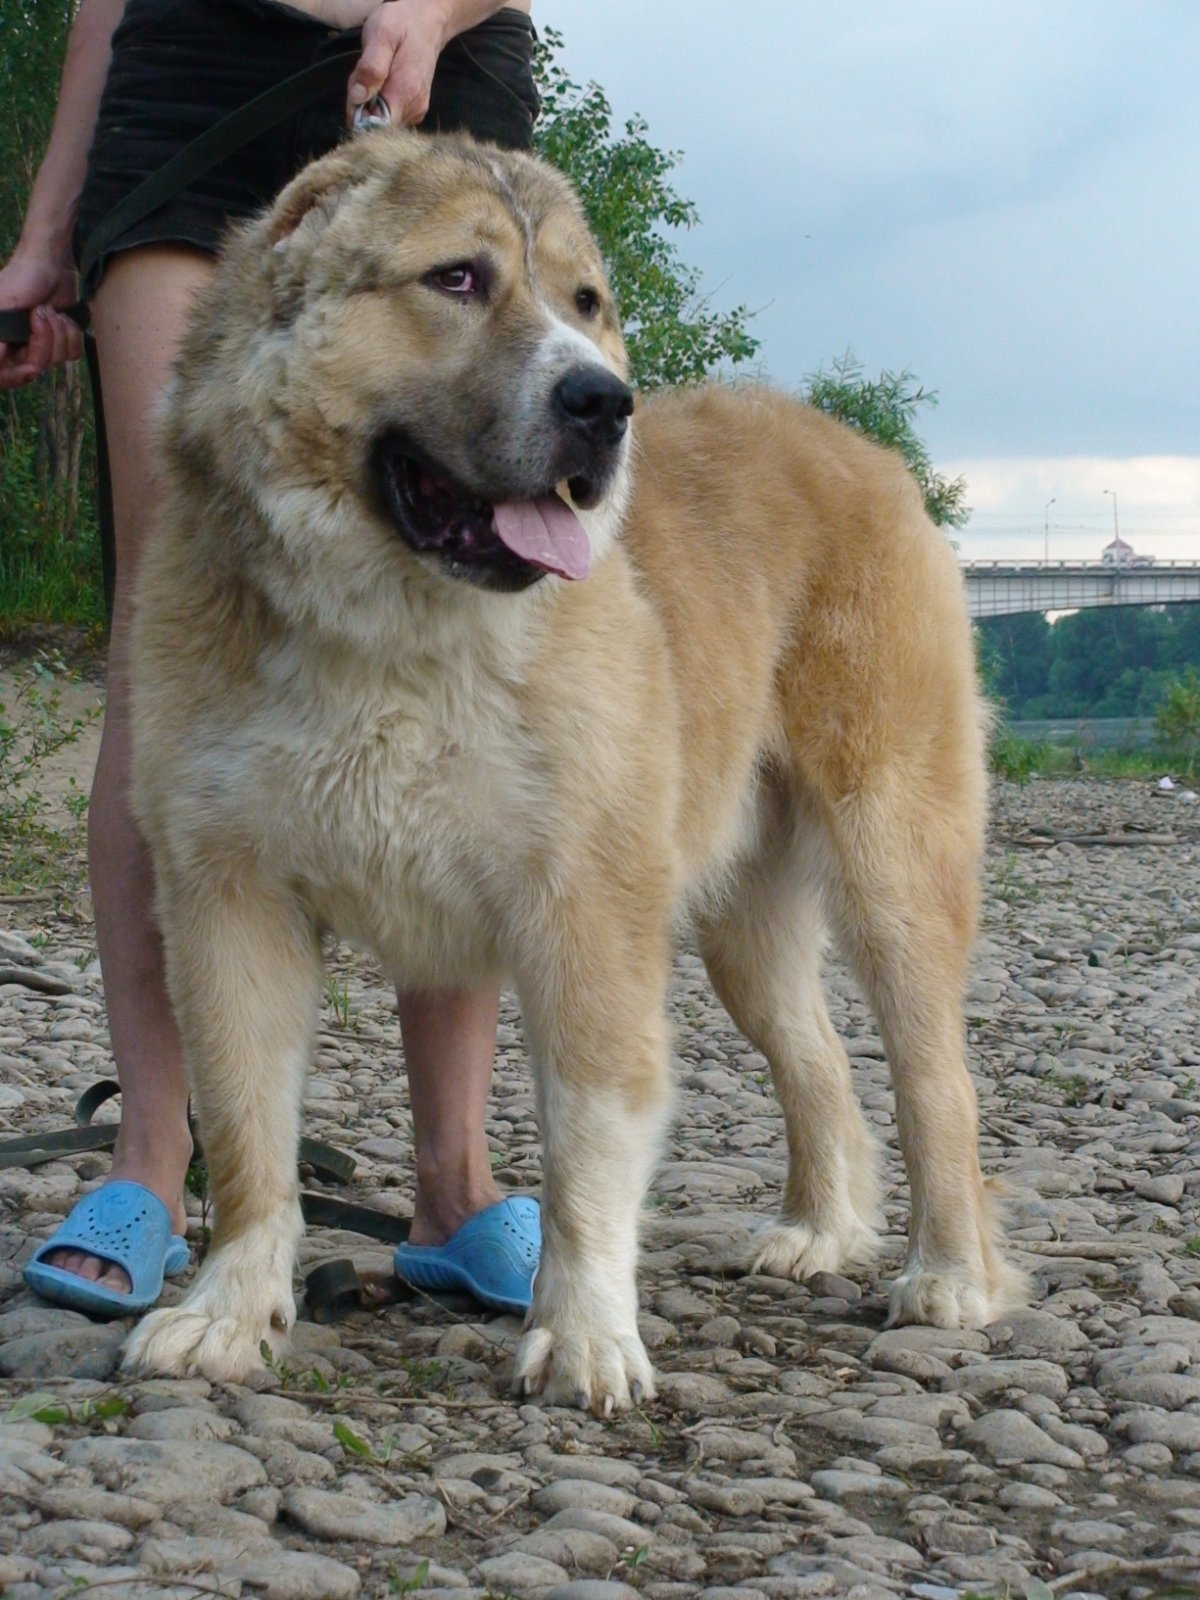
[167,132,633,631]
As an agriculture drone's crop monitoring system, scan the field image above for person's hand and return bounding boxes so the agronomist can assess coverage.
[347,0,449,127]
[0,252,83,392]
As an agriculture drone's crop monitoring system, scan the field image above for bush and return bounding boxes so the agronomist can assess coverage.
[1155,668,1200,777]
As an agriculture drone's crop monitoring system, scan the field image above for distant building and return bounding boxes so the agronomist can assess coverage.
[1101,535,1154,568]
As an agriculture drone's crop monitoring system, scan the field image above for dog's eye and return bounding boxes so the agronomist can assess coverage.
[575,286,601,318]
[427,262,482,297]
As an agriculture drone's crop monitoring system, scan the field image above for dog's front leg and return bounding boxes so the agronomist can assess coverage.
[513,927,673,1415]
[123,866,321,1383]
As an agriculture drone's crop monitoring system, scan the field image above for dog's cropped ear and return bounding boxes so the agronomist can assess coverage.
[263,142,395,316]
[266,146,366,249]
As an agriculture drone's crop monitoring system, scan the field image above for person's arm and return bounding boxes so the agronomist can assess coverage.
[346,0,523,126]
[0,0,126,389]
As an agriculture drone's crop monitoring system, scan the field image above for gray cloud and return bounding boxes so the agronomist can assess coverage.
[546,0,1200,461]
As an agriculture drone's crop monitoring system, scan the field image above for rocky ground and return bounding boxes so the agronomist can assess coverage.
[1,775,1199,1600]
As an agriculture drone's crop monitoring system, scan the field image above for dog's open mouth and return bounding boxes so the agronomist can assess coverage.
[374,431,593,589]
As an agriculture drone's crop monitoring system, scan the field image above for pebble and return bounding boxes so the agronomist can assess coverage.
[961,1409,1085,1468]
[282,1484,444,1543]
[0,1325,125,1379]
[475,1551,572,1593]
[532,1479,638,1518]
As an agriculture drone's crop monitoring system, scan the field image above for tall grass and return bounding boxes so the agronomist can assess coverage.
[0,426,105,633]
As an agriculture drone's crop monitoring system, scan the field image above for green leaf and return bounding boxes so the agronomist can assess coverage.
[7,1391,65,1423]
[333,1419,374,1459]
[88,1396,129,1420]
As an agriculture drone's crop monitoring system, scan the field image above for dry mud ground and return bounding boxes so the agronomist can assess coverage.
[1,770,1199,1600]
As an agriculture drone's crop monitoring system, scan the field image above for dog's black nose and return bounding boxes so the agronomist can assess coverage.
[552,365,634,445]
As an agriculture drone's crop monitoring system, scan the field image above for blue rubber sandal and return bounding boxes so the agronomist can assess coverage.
[23,1180,190,1319]
[394,1195,540,1315]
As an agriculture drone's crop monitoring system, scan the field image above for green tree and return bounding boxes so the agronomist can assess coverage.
[802,353,969,529]
[1046,606,1171,717]
[1,0,101,629]
[1155,666,1200,776]
[975,612,1053,716]
[533,28,758,391]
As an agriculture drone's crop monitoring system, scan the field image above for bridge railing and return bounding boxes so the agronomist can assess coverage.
[960,559,1200,572]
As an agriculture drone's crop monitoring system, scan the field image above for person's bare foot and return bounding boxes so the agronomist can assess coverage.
[409,1153,504,1249]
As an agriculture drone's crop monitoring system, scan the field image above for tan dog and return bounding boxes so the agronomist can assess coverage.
[122,130,1025,1410]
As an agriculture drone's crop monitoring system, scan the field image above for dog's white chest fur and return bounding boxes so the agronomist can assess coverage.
[193,623,545,985]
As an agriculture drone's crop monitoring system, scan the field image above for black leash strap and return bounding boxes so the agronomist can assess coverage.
[0,1079,357,1186]
[0,48,360,348]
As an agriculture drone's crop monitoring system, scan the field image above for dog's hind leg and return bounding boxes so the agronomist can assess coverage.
[122,863,321,1383]
[821,782,1028,1328]
[696,789,882,1284]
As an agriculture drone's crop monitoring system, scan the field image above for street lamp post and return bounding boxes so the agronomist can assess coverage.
[1103,488,1119,544]
[1044,497,1056,563]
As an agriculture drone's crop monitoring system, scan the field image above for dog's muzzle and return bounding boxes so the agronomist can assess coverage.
[373,431,596,593]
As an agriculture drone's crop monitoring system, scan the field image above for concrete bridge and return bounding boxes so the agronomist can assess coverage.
[961,559,1200,619]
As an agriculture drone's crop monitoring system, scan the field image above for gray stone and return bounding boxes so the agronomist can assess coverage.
[795,1408,941,1453]
[1109,1372,1200,1406]
[21,1518,135,1559]
[1122,1441,1174,1470]
[960,1409,1084,1468]
[33,1486,161,1529]
[809,1470,908,1504]
[944,1357,1070,1401]
[233,1548,362,1600]
[0,1305,94,1341]
[282,1484,445,1543]
[476,1552,572,1595]
[544,1508,651,1548]
[63,1437,267,1504]
[867,1326,990,1361]
[997,1482,1064,1509]
[985,1308,1090,1359]
[653,1371,735,1409]
[544,1585,643,1600]
[526,1449,642,1487]
[1135,1174,1185,1203]
[0,1324,125,1379]
[1119,1410,1200,1454]
[687,1478,764,1516]
[533,1478,638,1518]
[128,1406,236,1442]
[514,1529,622,1572]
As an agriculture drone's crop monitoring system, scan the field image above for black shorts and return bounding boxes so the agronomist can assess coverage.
[75,0,539,295]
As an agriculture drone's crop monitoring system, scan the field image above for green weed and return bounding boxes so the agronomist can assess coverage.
[7,1390,127,1427]
[324,973,355,1029]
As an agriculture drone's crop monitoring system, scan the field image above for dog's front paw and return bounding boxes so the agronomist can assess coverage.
[888,1252,1029,1330]
[887,1262,992,1330]
[514,1320,655,1415]
[750,1213,879,1282]
[123,1291,293,1382]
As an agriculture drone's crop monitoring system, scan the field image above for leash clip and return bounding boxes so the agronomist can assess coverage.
[353,94,391,133]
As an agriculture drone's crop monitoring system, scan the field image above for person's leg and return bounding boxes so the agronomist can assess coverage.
[42,244,215,1293]
[44,246,513,1290]
[400,987,505,1247]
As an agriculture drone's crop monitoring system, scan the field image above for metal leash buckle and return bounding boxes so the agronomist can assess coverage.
[353,93,391,133]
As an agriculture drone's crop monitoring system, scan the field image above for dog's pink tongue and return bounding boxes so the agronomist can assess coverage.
[492,494,591,580]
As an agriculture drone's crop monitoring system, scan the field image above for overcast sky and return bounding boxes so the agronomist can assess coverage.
[547,1,1200,561]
